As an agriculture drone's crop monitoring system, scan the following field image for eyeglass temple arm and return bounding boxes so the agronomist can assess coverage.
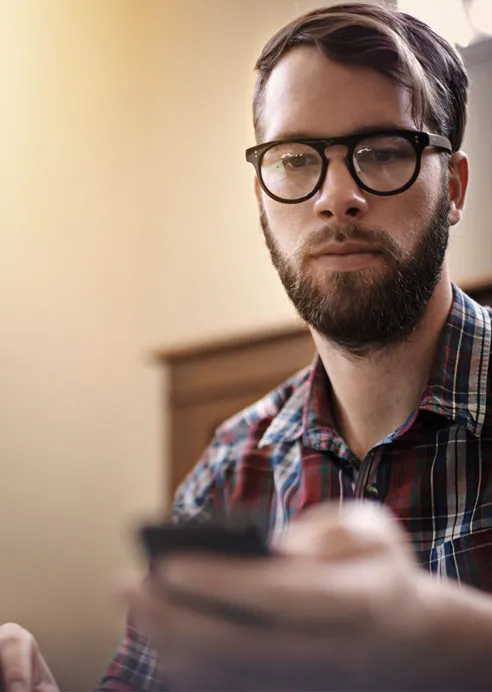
[428,133,452,153]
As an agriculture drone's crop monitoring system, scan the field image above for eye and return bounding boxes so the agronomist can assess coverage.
[356,146,413,166]
[373,149,399,163]
[280,153,319,170]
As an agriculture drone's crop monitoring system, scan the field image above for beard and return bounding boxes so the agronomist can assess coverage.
[260,187,451,357]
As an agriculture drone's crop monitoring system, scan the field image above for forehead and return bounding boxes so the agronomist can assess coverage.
[260,45,415,141]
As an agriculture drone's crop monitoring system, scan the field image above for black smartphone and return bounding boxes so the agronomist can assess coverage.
[138,519,279,630]
[139,519,271,562]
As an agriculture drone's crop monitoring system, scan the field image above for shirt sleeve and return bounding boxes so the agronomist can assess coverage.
[95,445,225,691]
[95,611,165,692]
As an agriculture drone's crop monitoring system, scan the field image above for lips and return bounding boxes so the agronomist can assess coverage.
[313,242,381,256]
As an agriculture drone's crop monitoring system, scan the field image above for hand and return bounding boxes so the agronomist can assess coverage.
[0,624,59,692]
[123,502,486,691]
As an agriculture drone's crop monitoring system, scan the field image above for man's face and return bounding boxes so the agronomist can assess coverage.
[256,46,453,354]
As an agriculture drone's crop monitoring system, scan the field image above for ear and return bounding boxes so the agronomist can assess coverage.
[448,152,469,226]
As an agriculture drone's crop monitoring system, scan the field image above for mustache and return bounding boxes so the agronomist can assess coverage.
[297,224,402,259]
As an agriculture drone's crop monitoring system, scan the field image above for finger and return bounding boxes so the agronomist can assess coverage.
[0,625,33,692]
[124,579,269,689]
[125,580,318,666]
[155,553,375,630]
[125,579,232,642]
[275,502,413,562]
[124,579,360,691]
[32,648,59,692]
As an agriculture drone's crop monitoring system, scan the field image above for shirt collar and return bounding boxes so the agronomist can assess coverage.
[257,366,312,448]
[420,283,491,436]
[258,356,334,449]
[259,283,491,448]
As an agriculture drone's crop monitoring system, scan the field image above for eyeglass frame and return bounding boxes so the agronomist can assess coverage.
[245,129,453,204]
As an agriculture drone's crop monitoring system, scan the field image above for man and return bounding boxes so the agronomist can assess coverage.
[2,1,492,690]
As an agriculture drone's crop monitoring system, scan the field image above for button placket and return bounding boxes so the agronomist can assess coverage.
[354,447,381,501]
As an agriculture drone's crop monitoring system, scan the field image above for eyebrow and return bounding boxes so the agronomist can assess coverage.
[270,123,407,140]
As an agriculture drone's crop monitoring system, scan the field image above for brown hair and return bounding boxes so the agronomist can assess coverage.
[253,2,468,152]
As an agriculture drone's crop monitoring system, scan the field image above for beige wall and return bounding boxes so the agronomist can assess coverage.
[0,1,163,688]
[0,1,336,689]
[0,0,489,690]
[449,45,492,277]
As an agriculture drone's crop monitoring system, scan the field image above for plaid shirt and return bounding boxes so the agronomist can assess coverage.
[97,284,492,691]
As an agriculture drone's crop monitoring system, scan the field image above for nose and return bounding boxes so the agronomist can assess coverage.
[313,153,369,222]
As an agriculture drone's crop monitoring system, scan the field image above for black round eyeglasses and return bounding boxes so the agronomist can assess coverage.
[245,129,452,204]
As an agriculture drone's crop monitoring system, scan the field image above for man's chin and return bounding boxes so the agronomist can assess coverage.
[308,264,391,295]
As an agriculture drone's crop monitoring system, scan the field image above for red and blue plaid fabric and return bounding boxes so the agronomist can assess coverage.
[98,284,492,691]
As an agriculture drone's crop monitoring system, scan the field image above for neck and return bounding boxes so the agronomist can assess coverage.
[311,269,453,460]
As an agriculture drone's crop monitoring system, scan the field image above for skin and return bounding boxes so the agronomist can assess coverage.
[1,44,486,692]
[0,624,58,692]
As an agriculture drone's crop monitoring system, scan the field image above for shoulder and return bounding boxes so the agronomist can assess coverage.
[172,365,312,520]
[212,365,312,451]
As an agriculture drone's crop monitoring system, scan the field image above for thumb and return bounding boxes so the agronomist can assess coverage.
[276,502,412,562]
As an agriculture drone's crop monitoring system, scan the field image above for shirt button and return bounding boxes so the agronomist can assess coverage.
[364,484,379,500]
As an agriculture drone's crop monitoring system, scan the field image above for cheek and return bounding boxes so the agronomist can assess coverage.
[379,178,442,253]
[262,196,312,254]
[378,197,421,250]
[409,158,447,225]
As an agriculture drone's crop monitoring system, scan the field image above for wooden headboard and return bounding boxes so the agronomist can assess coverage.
[154,276,492,501]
